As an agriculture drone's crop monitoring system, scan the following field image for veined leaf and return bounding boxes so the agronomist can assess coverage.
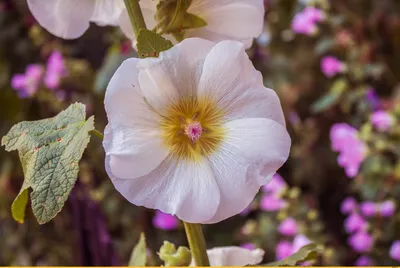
[2,103,94,224]
[137,29,173,58]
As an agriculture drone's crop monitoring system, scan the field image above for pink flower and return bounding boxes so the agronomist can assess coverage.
[344,213,366,233]
[240,243,256,250]
[278,217,298,236]
[152,210,178,231]
[11,64,43,98]
[292,234,312,254]
[262,173,287,195]
[348,232,373,253]
[321,56,345,78]
[370,111,394,132]
[360,201,377,218]
[291,7,324,36]
[330,123,366,178]
[379,200,396,217]
[340,197,357,214]
[355,255,374,266]
[390,241,400,262]
[276,241,293,260]
[260,195,288,211]
[303,7,325,22]
[44,51,67,89]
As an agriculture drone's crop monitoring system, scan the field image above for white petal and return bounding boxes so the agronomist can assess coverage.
[197,40,262,112]
[104,58,168,179]
[224,87,286,127]
[137,38,215,115]
[91,0,125,26]
[206,118,291,223]
[187,0,264,48]
[107,156,220,223]
[197,247,264,266]
[27,0,95,39]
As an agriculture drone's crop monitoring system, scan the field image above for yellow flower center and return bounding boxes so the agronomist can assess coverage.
[160,97,225,161]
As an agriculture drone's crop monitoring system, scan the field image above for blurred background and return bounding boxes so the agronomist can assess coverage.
[1,0,400,265]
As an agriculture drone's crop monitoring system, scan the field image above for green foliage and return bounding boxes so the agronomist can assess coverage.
[158,241,192,266]
[137,29,173,58]
[2,103,94,224]
[311,79,348,113]
[264,243,322,266]
[129,233,147,266]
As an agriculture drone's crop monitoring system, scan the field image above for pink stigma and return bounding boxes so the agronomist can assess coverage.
[184,121,203,142]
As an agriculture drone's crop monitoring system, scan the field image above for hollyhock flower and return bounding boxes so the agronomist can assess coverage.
[390,241,400,262]
[321,56,345,78]
[240,243,256,250]
[348,231,373,253]
[355,255,374,266]
[379,200,396,217]
[360,201,377,218]
[152,210,178,230]
[292,234,312,254]
[44,51,67,89]
[340,197,357,214]
[330,123,367,178]
[262,173,287,195]
[344,213,366,233]
[11,64,43,98]
[27,0,127,39]
[370,111,394,132]
[278,217,298,236]
[103,38,291,224]
[276,241,293,260]
[191,246,264,266]
[120,0,265,48]
[260,195,288,212]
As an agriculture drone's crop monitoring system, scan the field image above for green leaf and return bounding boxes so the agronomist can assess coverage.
[264,243,321,266]
[311,79,348,113]
[129,232,147,266]
[2,103,94,224]
[137,29,173,58]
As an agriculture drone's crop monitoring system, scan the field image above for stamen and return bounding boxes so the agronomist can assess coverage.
[184,121,203,143]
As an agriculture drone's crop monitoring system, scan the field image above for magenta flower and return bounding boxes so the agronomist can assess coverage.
[348,231,373,253]
[370,111,394,132]
[360,201,377,218]
[240,243,256,250]
[292,234,312,254]
[330,123,367,178]
[262,173,287,195]
[341,197,357,214]
[355,255,374,266]
[11,64,43,98]
[276,240,293,260]
[344,213,366,233]
[44,51,67,89]
[152,210,178,231]
[291,7,324,36]
[278,217,298,236]
[303,7,325,22]
[390,241,400,262]
[321,56,345,78]
[260,195,288,211]
[379,200,396,217]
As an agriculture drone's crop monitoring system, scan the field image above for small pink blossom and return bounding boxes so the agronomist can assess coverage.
[152,210,178,231]
[360,201,378,218]
[291,7,324,36]
[348,231,373,253]
[11,64,43,98]
[44,51,67,89]
[240,243,256,250]
[303,7,325,22]
[370,111,394,132]
[321,56,345,78]
[260,195,288,212]
[344,213,366,233]
[262,173,287,195]
[341,197,357,214]
[390,241,400,262]
[355,255,374,266]
[379,200,396,217]
[276,241,293,260]
[278,217,298,236]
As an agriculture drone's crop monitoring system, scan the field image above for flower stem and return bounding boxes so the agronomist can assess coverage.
[123,0,147,38]
[90,129,104,140]
[183,222,210,266]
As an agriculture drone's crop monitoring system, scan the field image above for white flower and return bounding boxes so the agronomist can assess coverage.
[103,38,291,224]
[190,246,265,266]
[120,0,265,48]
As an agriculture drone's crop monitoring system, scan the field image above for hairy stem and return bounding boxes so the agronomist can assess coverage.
[123,0,148,38]
[183,222,210,266]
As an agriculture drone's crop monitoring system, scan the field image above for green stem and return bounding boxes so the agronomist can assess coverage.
[90,129,104,140]
[123,0,147,38]
[183,222,210,266]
